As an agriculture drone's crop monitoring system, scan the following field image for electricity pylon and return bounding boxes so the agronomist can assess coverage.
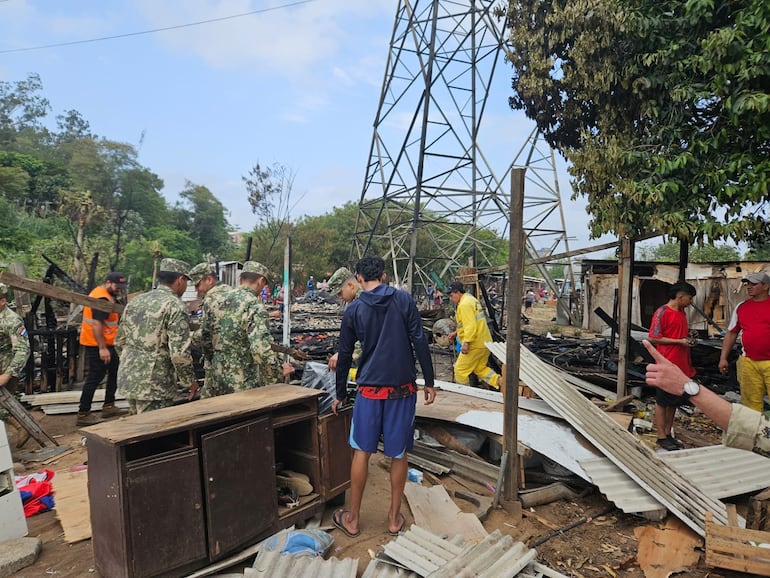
[351,0,573,304]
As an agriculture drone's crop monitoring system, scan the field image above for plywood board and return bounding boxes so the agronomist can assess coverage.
[53,468,91,543]
[635,517,701,578]
[403,482,487,543]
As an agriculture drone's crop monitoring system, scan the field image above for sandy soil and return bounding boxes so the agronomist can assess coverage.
[6,302,753,577]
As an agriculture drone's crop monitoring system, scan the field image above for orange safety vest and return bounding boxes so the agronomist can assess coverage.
[80,285,120,347]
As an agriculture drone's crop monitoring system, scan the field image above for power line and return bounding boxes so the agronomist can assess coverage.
[0,0,317,54]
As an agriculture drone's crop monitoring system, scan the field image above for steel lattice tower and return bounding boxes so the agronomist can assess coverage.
[351,0,574,297]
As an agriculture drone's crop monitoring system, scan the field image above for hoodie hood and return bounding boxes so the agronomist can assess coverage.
[358,283,396,311]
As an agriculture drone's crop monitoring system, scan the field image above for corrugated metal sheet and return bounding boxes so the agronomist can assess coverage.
[581,444,770,515]
[378,525,568,578]
[246,551,357,577]
[487,342,733,536]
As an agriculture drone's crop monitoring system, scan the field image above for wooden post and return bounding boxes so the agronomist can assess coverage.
[503,168,526,501]
[616,236,634,399]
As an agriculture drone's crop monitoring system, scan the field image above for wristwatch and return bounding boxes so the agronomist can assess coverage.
[683,380,701,396]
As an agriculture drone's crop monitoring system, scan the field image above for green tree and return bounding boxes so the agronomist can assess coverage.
[505,0,770,244]
[173,181,231,259]
[637,241,740,262]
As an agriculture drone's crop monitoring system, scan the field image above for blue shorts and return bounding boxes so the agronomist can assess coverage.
[349,391,416,458]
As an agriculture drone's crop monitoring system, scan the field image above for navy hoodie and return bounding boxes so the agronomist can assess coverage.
[335,283,435,400]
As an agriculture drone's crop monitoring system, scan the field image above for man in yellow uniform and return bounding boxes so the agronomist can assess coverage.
[447,281,500,390]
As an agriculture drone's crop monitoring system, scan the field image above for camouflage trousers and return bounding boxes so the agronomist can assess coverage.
[128,398,175,415]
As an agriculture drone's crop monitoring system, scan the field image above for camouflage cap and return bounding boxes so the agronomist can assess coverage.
[189,262,216,285]
[241,261,270,278]
[328,267,354,295]
[0,282,7,296]
[159,258,192,279]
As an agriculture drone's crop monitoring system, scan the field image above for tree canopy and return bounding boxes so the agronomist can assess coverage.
[505,0,770,244]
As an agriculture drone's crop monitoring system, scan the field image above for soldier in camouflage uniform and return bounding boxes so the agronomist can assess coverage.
[327,267,362,371]
[0,283,30,389]
[115,259,196,414]
[200,261,293,396]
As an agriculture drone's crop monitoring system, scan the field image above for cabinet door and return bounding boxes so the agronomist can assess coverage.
[201,416,275,560]
[318,406,352,499]
[126,448,207,577]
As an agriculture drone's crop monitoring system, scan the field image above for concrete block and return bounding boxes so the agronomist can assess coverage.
[0,536,42,578]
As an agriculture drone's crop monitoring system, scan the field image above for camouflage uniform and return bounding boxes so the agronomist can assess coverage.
[115,260,194,412]
[0,284,30,381]
[724,403,770,457]
[201,261,283,396]
[198,282,240,397]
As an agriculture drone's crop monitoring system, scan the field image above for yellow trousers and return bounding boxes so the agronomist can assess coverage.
[453,348,500,389]
[737,356,770,412]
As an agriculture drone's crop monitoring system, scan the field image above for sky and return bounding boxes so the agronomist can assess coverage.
[0,0,614,253]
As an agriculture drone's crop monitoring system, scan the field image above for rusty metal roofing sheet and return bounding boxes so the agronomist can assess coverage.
[487,342,732,536]
[581,444,770,515]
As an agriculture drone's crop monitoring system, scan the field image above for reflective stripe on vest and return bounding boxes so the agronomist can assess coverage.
[79,285,119,346]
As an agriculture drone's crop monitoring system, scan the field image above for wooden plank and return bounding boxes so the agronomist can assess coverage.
[23,390,126,407]
[42,400,130,415]
[706,512,770,575]
[81,384,321,445]
[0,271,123,314]
[403,481,487,543]
[53,468,92,543]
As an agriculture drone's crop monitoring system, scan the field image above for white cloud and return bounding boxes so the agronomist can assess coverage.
[135,0,393,78]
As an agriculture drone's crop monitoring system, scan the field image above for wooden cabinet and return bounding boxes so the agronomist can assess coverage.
[82,385,351,578]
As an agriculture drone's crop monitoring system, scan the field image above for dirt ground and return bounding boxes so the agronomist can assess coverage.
[6,301,756,577]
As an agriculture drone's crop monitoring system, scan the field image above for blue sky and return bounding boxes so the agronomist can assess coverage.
[0,0,610,250]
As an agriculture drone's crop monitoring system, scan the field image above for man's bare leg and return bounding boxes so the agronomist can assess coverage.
[388,454,409,533]
[341,449,370,534]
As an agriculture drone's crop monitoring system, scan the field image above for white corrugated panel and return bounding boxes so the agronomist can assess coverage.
[487,342,734,536]
[581,444,770,515]
[247,551,357,577]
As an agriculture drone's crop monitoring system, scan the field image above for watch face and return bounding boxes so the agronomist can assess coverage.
[684,381,700,396]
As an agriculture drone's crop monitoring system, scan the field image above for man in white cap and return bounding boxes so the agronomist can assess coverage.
[719,271,770,411]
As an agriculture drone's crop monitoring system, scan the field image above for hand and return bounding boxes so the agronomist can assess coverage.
[328,352,339,371]
[0,373,10,388]
[642,340,688,395]
[188,381,199,400]
[99,346,111,363]
[332,398,345,415]
[423,385,436,405]
[460,342,469,354]
[268,310,281,319]
[718,358,729,374]
[281,362,295,377]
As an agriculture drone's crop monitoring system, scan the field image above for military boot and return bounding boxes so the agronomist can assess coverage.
[76,412,103,427]
[101,403,129,418]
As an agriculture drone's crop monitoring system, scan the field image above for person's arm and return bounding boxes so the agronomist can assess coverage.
[167,301,196,397]
[718,330,738,373]
[643,339,732,429]
[404,295,436,405]
[91,307,112,362]
[0,317,31,387]
[455,299,475,353]
[332,309,356,413]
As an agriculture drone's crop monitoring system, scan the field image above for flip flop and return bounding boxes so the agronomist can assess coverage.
[332,509,361,538]
[387,512,407,536]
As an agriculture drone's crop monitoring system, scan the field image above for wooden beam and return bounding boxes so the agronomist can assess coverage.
[0,271,123,314]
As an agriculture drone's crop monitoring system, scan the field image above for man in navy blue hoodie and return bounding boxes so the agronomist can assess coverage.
[332,256,436,538]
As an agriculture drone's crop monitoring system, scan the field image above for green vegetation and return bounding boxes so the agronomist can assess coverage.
[505,0,770,247]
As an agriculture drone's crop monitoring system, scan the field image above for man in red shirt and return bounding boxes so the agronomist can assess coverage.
[648,281,697,451]
[719,271,770,412]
